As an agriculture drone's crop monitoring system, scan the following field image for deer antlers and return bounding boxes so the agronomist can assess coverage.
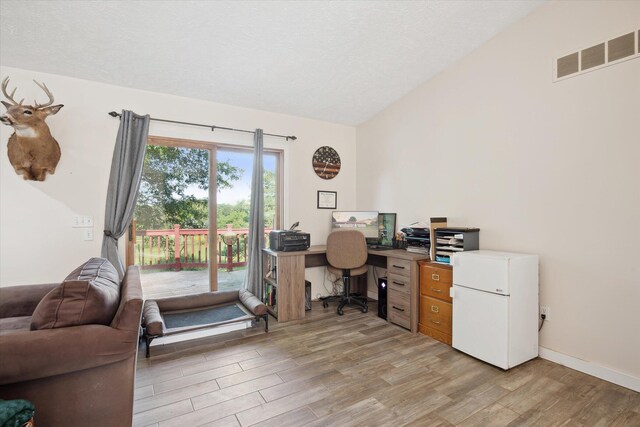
[1,76,55,108]
[2,77,24,105]
[33,80,55,108]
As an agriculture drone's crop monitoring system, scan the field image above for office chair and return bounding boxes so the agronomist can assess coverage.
[321,230,369,315]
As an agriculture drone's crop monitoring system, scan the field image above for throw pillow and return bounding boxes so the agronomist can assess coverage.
[30,258,121,330]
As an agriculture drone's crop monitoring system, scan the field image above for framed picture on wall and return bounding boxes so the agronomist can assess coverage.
[317,191,337,209]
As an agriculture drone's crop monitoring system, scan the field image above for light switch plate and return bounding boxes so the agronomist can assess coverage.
[83,229,94,241]
[72,215,94,228]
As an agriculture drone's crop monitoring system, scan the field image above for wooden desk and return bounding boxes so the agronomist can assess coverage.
[262,246,428,332]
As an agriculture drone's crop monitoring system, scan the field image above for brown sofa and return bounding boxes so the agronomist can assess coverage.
[0,259,143,427]
[143,289,268,357]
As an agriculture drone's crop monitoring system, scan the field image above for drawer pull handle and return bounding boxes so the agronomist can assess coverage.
[392,305,405,312]
[431,288,442,293]
[430,305,440,313]
[392,264,406,269]
[392,281,405,286]
[430,320,441,325]
[431,273,440,281]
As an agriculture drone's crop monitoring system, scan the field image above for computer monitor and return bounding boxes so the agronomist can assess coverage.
[378,213,397,247]
[331,211,379,242]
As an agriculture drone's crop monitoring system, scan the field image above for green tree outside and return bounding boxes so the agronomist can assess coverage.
[135,145,276,231]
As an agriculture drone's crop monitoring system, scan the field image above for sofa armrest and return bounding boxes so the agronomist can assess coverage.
[142,300,165,336]
[239,289,267,316]
[0,324,138,385]
[110,266,143,333]
[0,284,59,318]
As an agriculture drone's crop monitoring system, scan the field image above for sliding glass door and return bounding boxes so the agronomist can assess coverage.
[127,137,281,299]
[215,149,279,291]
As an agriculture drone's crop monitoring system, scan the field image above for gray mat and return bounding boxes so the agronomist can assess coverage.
[164,304,247,329]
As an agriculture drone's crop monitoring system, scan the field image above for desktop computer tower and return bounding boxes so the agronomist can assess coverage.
[378,277,388,320]
[304,280,311,311]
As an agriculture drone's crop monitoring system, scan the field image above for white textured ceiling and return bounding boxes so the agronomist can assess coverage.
[0,0,544,125]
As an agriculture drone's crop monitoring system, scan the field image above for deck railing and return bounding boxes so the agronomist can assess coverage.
[134,224,272,272]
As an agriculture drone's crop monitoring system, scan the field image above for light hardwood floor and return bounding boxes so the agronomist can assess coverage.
[134,302,640,427]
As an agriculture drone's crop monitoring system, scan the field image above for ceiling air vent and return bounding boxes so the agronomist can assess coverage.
[554,29,639,81]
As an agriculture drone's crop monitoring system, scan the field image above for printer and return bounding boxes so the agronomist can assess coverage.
[269,230,310,252]
[401,226,430,253]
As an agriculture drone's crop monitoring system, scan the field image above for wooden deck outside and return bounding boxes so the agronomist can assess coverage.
[139,268,247,300]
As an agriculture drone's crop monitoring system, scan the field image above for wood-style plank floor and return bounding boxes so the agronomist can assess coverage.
[134,302,640,427]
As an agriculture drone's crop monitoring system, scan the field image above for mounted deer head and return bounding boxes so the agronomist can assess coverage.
[1,77,63,181]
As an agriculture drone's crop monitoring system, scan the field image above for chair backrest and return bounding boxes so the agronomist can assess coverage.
[326,230,368,270]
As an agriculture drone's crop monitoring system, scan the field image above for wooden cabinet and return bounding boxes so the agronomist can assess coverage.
[419,261,453,345]
[386,255,421,332]
[263,249,306,322]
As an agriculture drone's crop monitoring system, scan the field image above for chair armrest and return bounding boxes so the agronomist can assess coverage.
[0,324,137,385]
[0,284,59,318]
[142,300,165,336]
[239,289,267,316]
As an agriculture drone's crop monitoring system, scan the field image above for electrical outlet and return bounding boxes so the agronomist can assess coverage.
[540,305,551,320]
[83,228,94,241]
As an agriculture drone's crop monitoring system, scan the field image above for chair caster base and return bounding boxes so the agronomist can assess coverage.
[337,308,344,315]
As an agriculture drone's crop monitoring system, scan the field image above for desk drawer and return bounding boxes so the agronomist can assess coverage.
[388,257,411,277]
[388,273,410,294]
[388,289,410,329]
[419,296,451,335]
[420,263,452,302]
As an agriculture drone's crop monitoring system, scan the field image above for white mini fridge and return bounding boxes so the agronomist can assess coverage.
[451,250,539,370]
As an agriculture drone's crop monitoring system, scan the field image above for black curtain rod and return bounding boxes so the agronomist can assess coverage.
[108,111,297,141]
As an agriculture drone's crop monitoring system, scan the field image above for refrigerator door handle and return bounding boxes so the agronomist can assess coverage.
[450,286,455,299]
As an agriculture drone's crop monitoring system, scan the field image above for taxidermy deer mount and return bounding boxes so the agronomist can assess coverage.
[1,77,63,181]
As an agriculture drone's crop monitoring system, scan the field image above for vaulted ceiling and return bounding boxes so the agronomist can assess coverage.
[0,1,544,125]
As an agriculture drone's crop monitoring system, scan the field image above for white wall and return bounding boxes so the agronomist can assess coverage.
[0,66,356,299]
[357,1,640,379]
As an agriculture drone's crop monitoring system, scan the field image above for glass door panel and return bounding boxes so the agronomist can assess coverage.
[132,144,211,299]
[215,150,279,291]
[127,140,282,298]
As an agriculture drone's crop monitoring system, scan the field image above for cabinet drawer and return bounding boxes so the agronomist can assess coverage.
[419,296,451,335]
[420,263,452,302]
[388,258,411,277]
[388,289,410,329]
[388,273,410,294]
[418,324,452,345]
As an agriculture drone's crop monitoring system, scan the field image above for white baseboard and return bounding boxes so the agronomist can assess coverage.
[539,346,640,392]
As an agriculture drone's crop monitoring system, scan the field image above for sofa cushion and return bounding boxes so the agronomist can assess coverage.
[30,258,121,330]
[0,316,32,335]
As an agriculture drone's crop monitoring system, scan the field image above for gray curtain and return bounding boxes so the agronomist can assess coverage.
[101,110,150,278]
[243,129,264,297]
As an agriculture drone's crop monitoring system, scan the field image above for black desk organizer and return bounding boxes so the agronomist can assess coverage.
[433,227,479,264]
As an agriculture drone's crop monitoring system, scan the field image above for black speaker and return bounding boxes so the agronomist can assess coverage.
[377,277,388,320]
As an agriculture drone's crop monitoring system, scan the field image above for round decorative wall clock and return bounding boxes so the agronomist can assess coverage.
[312,146,341,180]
